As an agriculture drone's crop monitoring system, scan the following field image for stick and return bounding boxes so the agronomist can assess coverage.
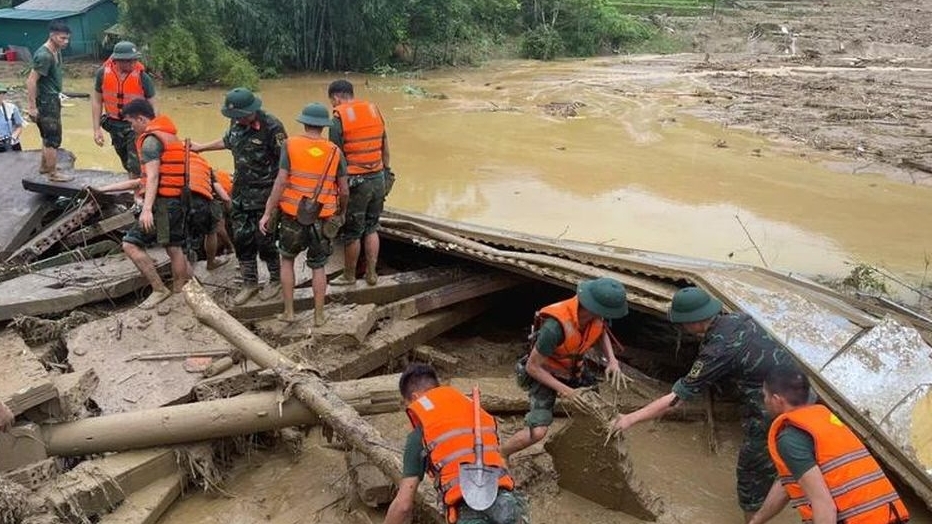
[734,214,770,268]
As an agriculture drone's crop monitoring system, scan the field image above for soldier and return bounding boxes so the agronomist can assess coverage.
[259,103,349,326]
[192,88,287,305]
[385,363,527,524]
[26,21,72,181]
[327,79,390,286]
[750,364,909,524]
[609,286,794,521]
[91,40,157,178]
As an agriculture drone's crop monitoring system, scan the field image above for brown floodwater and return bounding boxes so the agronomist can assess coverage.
[19,57,932,289]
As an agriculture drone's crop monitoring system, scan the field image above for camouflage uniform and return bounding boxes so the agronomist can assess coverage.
[223,109,286,285]
[671,312,793,512]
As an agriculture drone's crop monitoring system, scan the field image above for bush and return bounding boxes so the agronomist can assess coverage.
[520,25,564,60]
[214,48,260,91]
[148,24,202,86]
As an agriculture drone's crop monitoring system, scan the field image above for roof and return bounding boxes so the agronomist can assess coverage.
[0,0,109,19]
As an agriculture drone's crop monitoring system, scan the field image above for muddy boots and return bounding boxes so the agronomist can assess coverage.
[40,152,72,183]
[365,259,377,286]
[314,306,325,327]
[257,256,282,301]
[232,260,260,306]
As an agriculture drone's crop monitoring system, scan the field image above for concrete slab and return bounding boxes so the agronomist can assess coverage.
[0,149,74,258]
[98,471,184,524]
[22,169,132,206]
[0,330,56,415]
[0,252,170,321]
[67,294,237,414]
[254,302,377,347]
[0,423,48,473]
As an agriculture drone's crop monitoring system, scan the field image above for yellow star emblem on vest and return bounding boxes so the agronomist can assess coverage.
[308,147,324,157]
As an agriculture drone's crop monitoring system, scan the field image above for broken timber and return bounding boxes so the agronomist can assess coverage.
[62,209,135,248]
[0,252,170,321]
[227,266,463,320]
[4,195,100,265]
[182,278,447,524]
[374,271,519,321]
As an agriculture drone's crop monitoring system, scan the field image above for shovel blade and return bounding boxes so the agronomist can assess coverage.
[459,464,499,511]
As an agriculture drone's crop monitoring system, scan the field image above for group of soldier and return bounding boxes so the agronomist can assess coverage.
[8,22,913,524]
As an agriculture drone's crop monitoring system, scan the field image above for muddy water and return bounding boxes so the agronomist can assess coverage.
[21,56,932,285]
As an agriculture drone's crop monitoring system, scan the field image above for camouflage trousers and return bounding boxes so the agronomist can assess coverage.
[230,203,279,285]
[453,489,528,524]
[36,96,62,149]
[101,118,140,177]
[736,422,776,512]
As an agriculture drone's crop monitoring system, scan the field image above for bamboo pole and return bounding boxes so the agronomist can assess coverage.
[182,278,444,523]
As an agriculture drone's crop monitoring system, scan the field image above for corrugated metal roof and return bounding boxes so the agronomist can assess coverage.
[11,0,106,13]
[0,8,78,20]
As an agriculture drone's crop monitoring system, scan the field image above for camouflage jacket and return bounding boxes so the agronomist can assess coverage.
[223,110,286,206]
[672,313,793,433]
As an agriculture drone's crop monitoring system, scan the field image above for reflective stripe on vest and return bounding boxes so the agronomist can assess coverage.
[768,404,909,524]
[536,296,604,381]
[334,100,385,176]
[406,386,515,524]
[278,136,340,219]
[135,116,214,200]
[101,60,146,120]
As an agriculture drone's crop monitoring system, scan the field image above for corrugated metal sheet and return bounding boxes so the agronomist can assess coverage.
[9,0,104,13]
[0,8,77,20]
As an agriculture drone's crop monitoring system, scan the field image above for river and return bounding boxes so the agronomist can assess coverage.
[17,56,932,291]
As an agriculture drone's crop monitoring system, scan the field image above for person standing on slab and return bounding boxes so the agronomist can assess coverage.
[259,103,348,326]
[192,88,287,305]
[91,41,157,178]
[26,21,72,182]
[327,79,390,287]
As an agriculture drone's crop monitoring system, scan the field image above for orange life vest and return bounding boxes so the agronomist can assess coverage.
[536,296,605,381]
[279,136,340,219]
[213,168,233,197]
[406,386,514,524]
[135,115,213,200]
[101,59,146,120]
[768,404,909,524]
[333,99,385,175]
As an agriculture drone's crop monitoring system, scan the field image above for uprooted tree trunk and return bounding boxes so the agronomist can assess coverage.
[183,278,445,523]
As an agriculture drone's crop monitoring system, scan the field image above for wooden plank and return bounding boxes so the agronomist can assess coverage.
[312,299,490,381]
[375,271,519,320]
[254,303,378,347]
[411,345,460,371]
[228,266,462,320]
[0,330,56,415]
[0,252,169,321]
[62,209,135,248]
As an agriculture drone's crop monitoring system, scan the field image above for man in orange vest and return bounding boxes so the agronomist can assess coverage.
[120,99,216,309]
[327,79,390,287]
[91,41,156,178]
[260,103,349,326]
[749,364,909,524]
[500,277,629,459]
[385,363,527,524]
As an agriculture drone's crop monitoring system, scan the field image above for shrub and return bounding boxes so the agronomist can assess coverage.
[148,24,202,86]
[520,25,564,60]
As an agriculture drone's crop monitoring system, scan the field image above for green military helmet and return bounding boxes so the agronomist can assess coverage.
[111,41,140,60]
[221,87,262,118]
[577,277,628,319]
[668,287,722,323]
[296,103,332,127]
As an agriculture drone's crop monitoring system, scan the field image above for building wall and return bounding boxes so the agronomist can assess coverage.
[0,1,117,58]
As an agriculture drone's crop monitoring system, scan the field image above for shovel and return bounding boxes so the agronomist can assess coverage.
[459,385,499,511]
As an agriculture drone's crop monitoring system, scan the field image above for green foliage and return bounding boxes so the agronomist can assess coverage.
[521,25,564,60]
[842,263,888,295]
[627,31,691,54]
[148,24,202,86]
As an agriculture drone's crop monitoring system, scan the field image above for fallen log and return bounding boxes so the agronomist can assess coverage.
[182,278,445,523]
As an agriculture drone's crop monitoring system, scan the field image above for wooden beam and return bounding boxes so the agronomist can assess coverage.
[375,271,519,320]
[228,266,463,320]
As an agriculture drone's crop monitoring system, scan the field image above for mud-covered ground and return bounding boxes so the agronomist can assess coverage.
[671,0,932,185]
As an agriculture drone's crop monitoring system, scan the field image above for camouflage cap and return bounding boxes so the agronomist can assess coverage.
[221,88,262,118]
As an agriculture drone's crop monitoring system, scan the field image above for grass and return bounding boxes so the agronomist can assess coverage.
[608,0,715,16]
